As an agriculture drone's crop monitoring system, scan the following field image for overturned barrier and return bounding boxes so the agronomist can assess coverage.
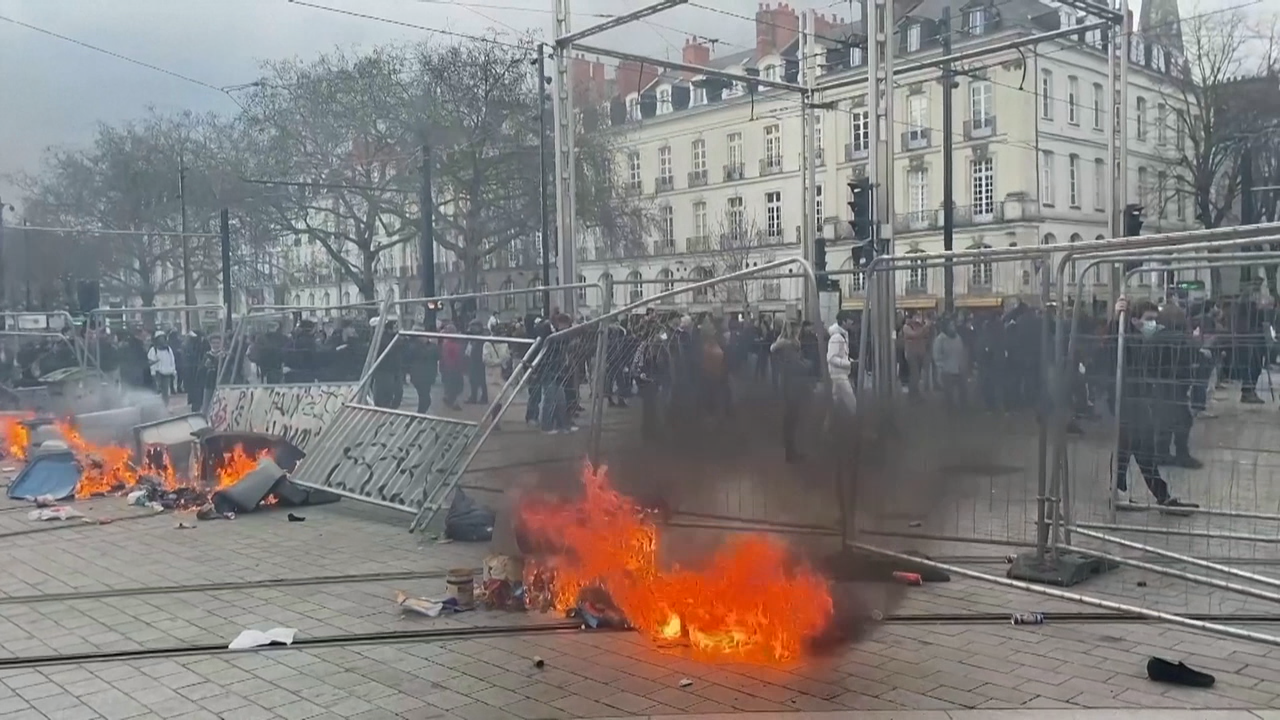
[205,383,357,456]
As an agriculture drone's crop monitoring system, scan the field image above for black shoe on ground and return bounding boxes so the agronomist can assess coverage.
[1241,393,1266,404]
[1157,497,1199,516]
[1147,657,1215,687]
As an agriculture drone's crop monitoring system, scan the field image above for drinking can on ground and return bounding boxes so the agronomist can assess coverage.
[1011,612,1045,625]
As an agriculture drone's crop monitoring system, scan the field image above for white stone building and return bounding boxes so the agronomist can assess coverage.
[575,0,1196,317]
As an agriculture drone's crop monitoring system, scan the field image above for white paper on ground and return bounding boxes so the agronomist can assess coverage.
[228,627,297,650]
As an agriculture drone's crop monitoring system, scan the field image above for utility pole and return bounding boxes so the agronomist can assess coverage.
[179,153,196,330]
[801,11,816,319]
[419,142,437,329]
[940,7,956,314]
[0,198,9,308]
[552,0,578,316]
[220,209,232,332]
[22,219,31,309]
[537,45,553,313]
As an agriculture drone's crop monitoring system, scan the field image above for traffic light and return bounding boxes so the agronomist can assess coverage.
[848,177,873,242]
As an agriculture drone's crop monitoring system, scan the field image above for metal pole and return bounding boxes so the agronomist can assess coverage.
[419,142,437,329]
[22,219,30,309]
[801,12,815,318]
[179,152,196,332]
[1113,0,1131,300]
[1071,527,1280,591]
[941,6,955,314]
[853,542,1280,647]
[538,45,553,314]
[220,209,232,332]
[553,0,577,317]
[0,200,7,308]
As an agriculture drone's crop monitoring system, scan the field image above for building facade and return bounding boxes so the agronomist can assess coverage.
[575,0,1196,317]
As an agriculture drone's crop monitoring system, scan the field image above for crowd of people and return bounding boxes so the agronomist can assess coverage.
[2,288,1276,515]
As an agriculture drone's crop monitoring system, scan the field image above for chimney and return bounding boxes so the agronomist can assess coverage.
[591,60,606,103]
[683,36,711,66]
[570,53,592,103]
[756,2,800,57]
[814,12,840,42]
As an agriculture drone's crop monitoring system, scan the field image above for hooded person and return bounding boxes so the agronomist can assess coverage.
[827,316,857,417]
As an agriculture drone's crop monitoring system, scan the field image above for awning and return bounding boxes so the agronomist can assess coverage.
[955,295,1005,308]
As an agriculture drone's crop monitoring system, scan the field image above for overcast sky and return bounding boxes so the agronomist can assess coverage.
[0,0,1257,209]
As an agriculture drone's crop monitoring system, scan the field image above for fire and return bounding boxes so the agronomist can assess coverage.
[57,423,140,499]
[1,416,31,460]
[519,465,833,663]
[213,446,270,489]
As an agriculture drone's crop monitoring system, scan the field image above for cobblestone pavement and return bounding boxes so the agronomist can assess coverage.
[2,381,1280,717]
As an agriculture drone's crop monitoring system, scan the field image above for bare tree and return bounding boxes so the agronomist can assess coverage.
[703,207,778,305]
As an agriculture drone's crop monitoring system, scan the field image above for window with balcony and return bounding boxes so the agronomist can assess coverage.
[626,96,640,121]
[1041,151,1055,205]
[907,168,929,223]
[657,146,673,191]
[690,139,707,186]
[850,110,871,155]
[847,269,866,294]
[815,184,824,233]
[968,81,994,136]
[726,132,744,180]
[501,279,516,310]
[1092,82,1103,130]
[1093,158,1105,210]
[766,191,783,239]
[1068,154,1080,207]
[907,23,922,52]
[813,110,825,159]
[970,245,993,287]
[906,252,928,292]
[762,63,779,81]
[1067,76,1079,125]
[727,196,746,240]
[1040,70,1054,120]
[1136,97,1147,140]
[627,152,642,191]
[763,124,782,173]
[658,268,675,293]
[693,200,708,249]
[626,271,644,303]
[659,205,675,250]
[907,94,929,148]
[970,157,995,216]
[691,266,714,300]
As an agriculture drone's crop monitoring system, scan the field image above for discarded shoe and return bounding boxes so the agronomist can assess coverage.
[287,513,306,522]
[1147,657,1215,688]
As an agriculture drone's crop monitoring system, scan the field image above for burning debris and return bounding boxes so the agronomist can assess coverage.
[0,415,332,515]
[517,464,834,663]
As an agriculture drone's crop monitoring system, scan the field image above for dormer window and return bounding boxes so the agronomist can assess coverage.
[626,96,640,121]
[851,45,864,66]
[657,88,672,115]
[692,85,706,106]
[968,7,986,34]
[762,63,779,82]
[907,23,922,52]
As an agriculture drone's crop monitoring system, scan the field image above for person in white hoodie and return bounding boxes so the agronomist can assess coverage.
[827,316,857,416]
[147,332,178,404]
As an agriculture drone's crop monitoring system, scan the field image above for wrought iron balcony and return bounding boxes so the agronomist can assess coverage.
[723,163,745,182]
[687,169,708,188]
[963,116,997,140]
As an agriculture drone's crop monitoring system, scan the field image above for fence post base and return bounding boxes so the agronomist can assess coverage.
[1006,551,1117,587]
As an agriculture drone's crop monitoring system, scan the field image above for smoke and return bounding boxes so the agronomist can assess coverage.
[508,376,1008,651]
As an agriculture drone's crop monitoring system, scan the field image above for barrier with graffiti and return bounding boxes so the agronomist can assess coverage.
[205,383,356,455]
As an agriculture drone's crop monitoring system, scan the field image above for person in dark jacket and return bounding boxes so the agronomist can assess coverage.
[1154,306,1202,469]
[370,317,404,408]
[771,321,811,463]
[465,319,489,404]
[1106,298,1198,513]
[283,321,319,383]
[252,323,287,384]
[407,337,439,414]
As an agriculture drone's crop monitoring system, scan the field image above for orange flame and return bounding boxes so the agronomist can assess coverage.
[57,423,139,499]
[213,446,270,489]
[519,464,833,663]
[1,416,31,461]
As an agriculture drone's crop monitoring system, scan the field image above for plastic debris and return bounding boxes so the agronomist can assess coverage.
[28,506,84,521]
[287,513,306,522]
[33,495,58,507]
[228,627,297,650]
[1011,612,1045,625]
[678,679,694,688]
[445,489,495,542]
[175,522,197,530]
[533,656,545,668]
[891,571,923,586]
[126,489,149,506]
[394,590,467,618]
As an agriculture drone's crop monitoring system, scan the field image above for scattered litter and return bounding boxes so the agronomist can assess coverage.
[485,555,524,583]
[678,679,694,688]
[570,594,628,629]
[533,656,545,668]
[1005,555,1017,564]
[146,502,165,513]
[870,609,884,621]
[175,522,197,530]
[395,590,468,618]
[2,466,16,472]
[228,627,297,650]
[287,513,306,522]
[1011,612,1044,625]
[891,571,922,586]
[126,489,149,506]
[478,578,527,611]
[1147,657,1215,687]
[33,495,58,507]
[196,504,234,521]
[444,489,495,542]
[28,506,84,521]
[907,521,922,528]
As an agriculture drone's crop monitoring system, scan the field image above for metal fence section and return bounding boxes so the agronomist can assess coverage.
[500,259,831,534]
